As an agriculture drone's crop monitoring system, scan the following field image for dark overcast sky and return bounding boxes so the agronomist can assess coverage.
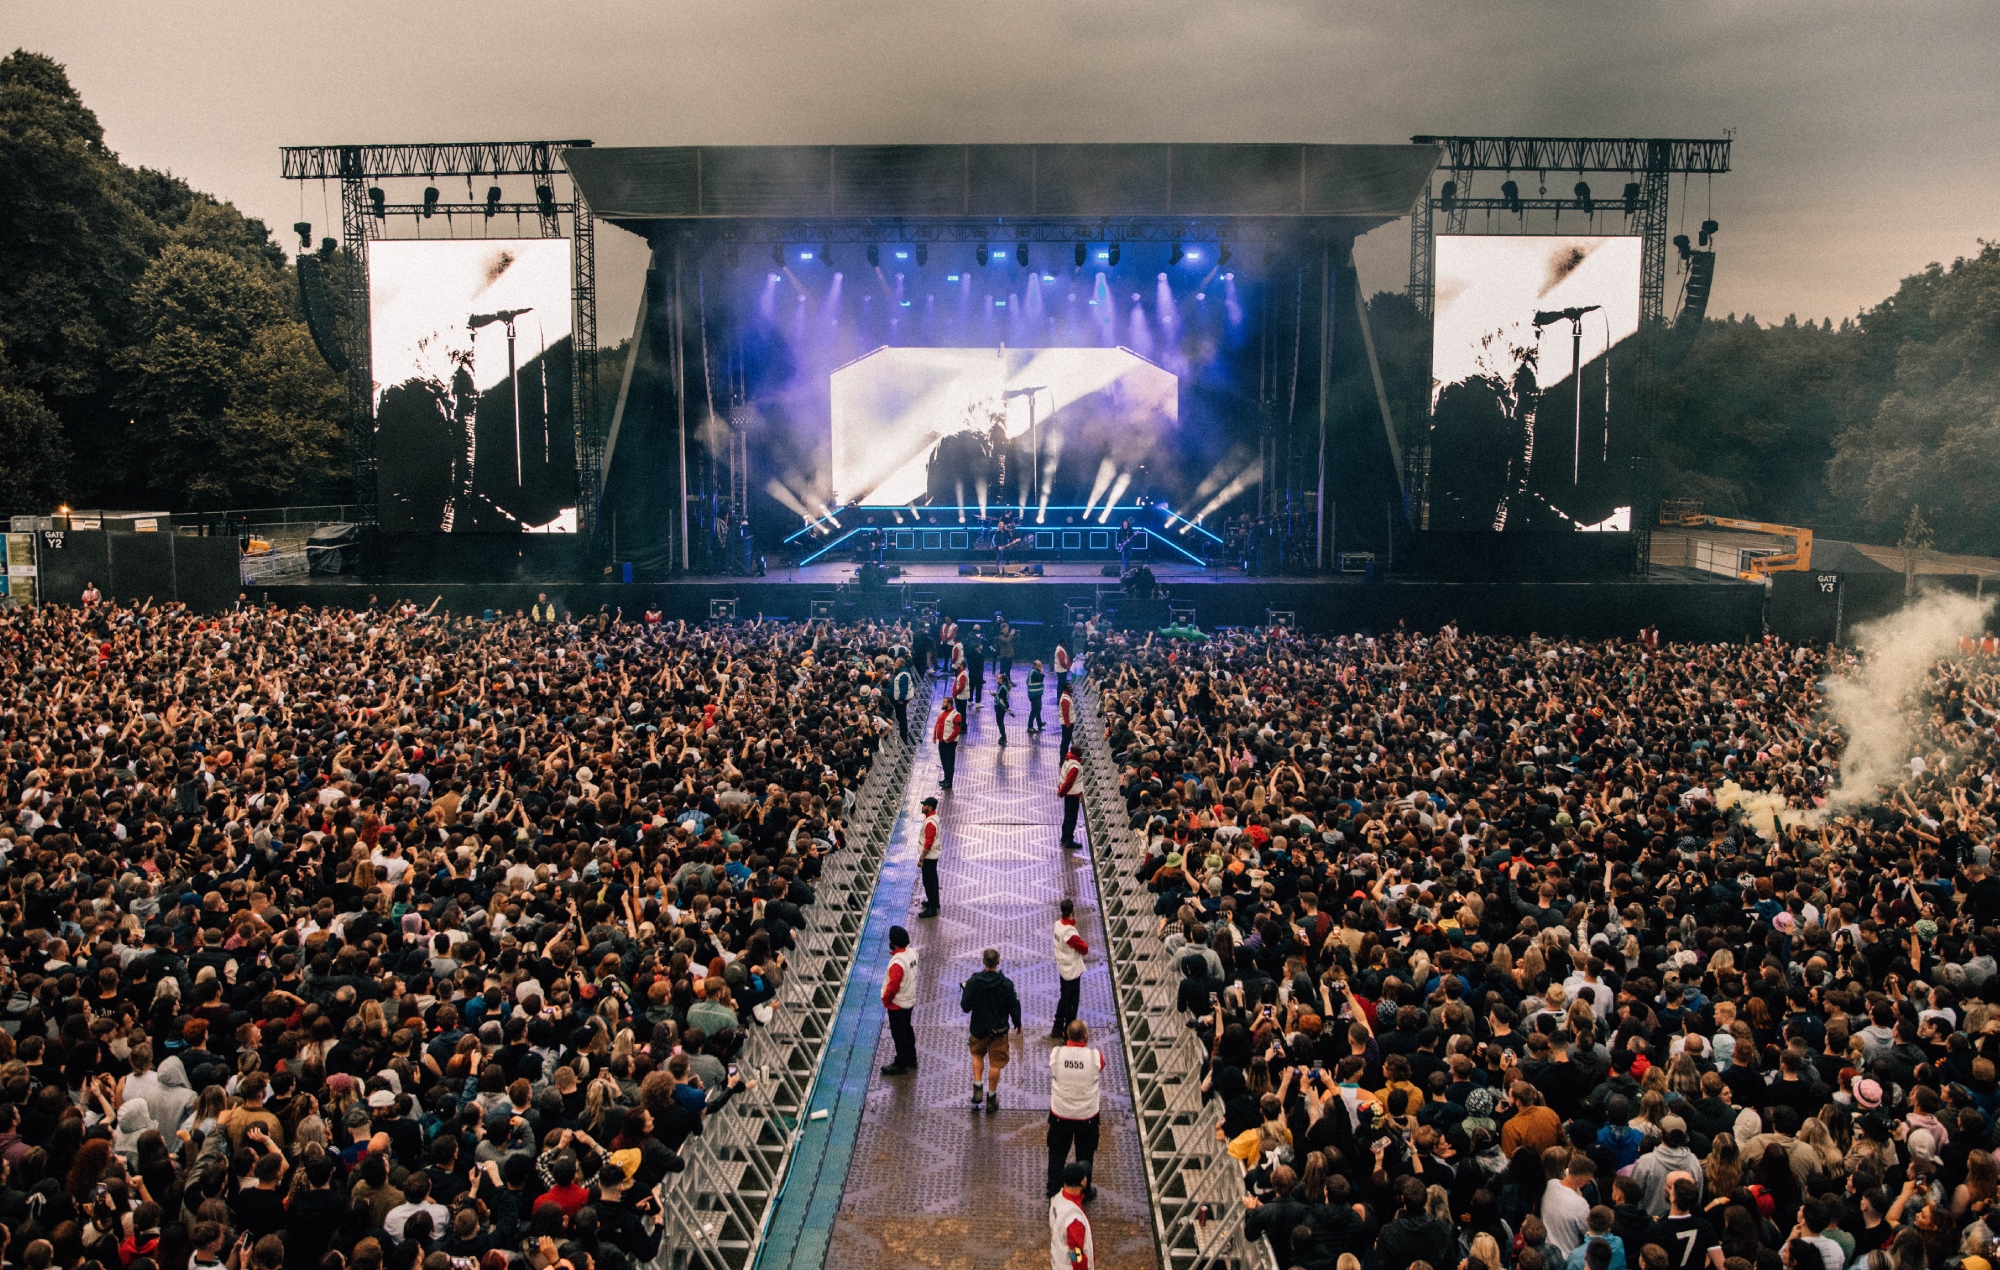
[10,0,1998,337]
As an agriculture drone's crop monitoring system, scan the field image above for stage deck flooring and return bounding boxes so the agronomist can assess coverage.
[769,667,1158,1270]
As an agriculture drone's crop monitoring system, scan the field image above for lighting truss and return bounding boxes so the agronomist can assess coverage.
[1410,136,1732,175]
[280,141,593,180]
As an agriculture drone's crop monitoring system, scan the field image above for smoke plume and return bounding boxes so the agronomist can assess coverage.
[1823,590,1994,809]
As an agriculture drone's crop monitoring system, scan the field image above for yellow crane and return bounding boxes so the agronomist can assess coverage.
[1658,499,1813,579]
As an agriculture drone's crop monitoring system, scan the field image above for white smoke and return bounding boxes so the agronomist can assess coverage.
[1823,590,1994,809]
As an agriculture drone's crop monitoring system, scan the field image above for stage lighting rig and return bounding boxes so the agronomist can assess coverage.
[318,237,338,260]
[820,243,833,267]
[867,243,880,268]
[771,243,784,269]
[422,186,439,218]
[536,184,557,216]
[1698,218,1719,247]
[1673,234,1693,262]
[915,244,927,267]
[1623,182,1641,215]
[1217,243,1233,268]
[1169,242,1184,266]
[1075,242,1087,268]
[1573,181,1593,214]
[293,221,312,250]
[725,243,739,267]
[1439,180,1457,214]
[1500,180,1523,214]
[485,185,502,218]
[976,243,989,266]
[368,187,386,219]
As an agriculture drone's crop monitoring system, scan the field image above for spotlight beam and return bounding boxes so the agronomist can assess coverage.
[1097,473,1132,523]
[1079,458,1117,522]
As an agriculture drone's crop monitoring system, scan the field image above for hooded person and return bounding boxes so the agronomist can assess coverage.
[1630,1115,1703,1217]
[144,1054,198,1135]
[112,1098,158,1167]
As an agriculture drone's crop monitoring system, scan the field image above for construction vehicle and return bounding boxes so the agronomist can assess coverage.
[1658,499,1813,579]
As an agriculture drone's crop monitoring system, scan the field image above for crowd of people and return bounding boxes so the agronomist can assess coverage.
[1082,624,2000,1270]
[0,597,917,1270]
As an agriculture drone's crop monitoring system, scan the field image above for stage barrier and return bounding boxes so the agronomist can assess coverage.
[654,680,929,1270]
[1076,677,1276,1270]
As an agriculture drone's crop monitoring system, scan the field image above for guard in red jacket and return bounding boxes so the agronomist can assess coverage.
[934,699,964,791]
[1057,748,1083,849]
[1051,897,1089,1037]
[917,795,942,918]
[881,924,919,1076]
[1057,685,1075,757]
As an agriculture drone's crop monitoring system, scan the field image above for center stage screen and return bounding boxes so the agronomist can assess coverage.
[829,346,1177,510]
[369,238,576,534]
[1430,235,1641,532]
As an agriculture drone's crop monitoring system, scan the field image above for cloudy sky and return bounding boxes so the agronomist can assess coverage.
[10,0,1998,336]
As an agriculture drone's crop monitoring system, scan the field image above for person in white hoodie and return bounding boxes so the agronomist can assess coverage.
[1630,1115,1703,1217]
[122,1045,197,1136]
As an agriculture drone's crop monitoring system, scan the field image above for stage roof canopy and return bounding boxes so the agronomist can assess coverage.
[563,144,1439,229]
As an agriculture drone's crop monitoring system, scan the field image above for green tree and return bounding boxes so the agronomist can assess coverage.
[1827,244,2000,553]
[0,49,347,512]
[0,380,70,509]
[214,323,350,505]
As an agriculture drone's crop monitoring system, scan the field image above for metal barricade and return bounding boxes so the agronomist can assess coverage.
[657,681,933,1270]
[1075,678,1264,1270]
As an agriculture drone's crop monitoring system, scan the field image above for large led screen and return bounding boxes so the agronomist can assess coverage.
[369,239,576,533]
[1429,235,1641,532]
[829,346,1177,511]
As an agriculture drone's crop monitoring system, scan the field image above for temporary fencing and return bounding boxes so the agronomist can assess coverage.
[1075,676,1276,1270]
[655,680,931,1270]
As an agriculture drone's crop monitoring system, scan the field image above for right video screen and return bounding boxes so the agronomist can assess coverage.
[1429,235,1642,532]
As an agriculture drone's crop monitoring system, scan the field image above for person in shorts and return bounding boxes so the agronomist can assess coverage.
[960,947,1023,1113]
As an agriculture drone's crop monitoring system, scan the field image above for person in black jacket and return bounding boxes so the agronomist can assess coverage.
[1374,1175,1458,1270]
[1243,1163,1314,1257]
[959,948,1023,1114]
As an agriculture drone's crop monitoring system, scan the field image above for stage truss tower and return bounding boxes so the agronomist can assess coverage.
[281,141,601,539]
[1404,135,1731,568]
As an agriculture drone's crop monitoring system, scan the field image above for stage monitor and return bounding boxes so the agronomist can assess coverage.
[829,346,1177,510]
[1429,235,1641,532]
[369,238,577,534]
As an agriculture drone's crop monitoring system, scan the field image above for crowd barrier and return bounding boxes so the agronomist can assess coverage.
[655,681,930,1270]
[1076,677,1275,1270]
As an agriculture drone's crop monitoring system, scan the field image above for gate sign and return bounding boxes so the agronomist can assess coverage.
[1816,573,1840,594]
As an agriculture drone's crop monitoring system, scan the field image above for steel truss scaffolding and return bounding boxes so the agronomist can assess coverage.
[1403,135,1732,568]
[282,141,601,538]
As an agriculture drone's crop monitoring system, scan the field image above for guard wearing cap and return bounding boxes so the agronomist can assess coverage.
[1057,748,1084,850]
[1049,1161,1095,1270]
[881,925,919,1076]
[917,796,943,918]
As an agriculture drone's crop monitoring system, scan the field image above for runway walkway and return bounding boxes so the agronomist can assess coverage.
[757,665,1157,1270]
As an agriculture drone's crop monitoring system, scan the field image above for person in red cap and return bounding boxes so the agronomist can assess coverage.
[1056,747,1083,850]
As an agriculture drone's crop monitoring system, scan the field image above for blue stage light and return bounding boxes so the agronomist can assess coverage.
[895,250,908,260]
[800,251,814,260]
[947,274,961,281]
[1097,251,1109,261]
[995,300,1008,307]
[1042,274,1056,282]
[1187,250,1202,261]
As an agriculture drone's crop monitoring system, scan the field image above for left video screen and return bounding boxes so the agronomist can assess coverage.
[370,238,576,533]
